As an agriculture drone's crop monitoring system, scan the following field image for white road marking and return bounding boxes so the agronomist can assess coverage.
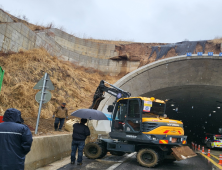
[106,152,136,170]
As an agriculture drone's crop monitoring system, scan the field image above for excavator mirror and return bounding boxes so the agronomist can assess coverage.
[107,105,114,112]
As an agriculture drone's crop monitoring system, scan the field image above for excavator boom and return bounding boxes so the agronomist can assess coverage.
[89,80,130,110]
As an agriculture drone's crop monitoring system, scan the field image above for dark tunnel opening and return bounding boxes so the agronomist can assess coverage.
[142,85,222,144]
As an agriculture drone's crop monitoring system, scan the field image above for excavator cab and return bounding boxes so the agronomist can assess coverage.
[112,98,142,134]
[111,97,166,135]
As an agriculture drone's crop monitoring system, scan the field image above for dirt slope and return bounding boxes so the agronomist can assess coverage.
[0,49,121,135]
[114,41,222,67]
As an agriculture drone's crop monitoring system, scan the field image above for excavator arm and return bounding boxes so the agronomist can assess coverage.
[86,80,130,144]
[89,80,131,110]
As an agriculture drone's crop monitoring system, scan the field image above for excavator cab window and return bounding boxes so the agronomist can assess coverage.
[142,102,165,117]
[112,99,142,133]
[125,99,142,133]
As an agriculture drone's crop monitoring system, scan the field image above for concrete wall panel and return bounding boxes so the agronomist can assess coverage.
[25,134,72,170]
[21,24,30,38]
[5,24,13,39]
[2,36,10,51]
[0,9,13,22]
[0,24,7,35]
[10,23,22,32]
[0,33,4,50]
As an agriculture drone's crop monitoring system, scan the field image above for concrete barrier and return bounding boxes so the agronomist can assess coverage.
[25,134,72,170]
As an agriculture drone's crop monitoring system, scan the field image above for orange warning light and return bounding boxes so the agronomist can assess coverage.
[150,97,155,101]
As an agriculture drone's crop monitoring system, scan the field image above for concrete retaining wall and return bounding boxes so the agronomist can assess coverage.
[0,9,140,75]
[25,134,72,170]
[44,28,119,59]
[0,9,13,22]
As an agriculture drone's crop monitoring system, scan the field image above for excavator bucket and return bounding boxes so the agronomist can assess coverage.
[171,146,197,161]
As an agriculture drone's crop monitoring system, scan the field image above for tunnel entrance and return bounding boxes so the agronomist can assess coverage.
[143,85,222,144]
[98,55,222,144]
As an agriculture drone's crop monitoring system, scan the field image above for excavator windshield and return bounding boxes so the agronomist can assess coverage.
[143,102,165,118]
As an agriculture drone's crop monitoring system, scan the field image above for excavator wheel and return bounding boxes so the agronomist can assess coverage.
[110,151,125,156]
[84,142,107,159]
[137,148,160,168]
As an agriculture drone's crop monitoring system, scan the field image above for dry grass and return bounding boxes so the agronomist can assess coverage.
[0,48,120,119]
[85,38,134,45]
[0,8,52,31]
[210,37,222,45]
[6,13,47,31]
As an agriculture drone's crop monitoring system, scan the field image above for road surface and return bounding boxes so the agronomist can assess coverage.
[38,152,221,170]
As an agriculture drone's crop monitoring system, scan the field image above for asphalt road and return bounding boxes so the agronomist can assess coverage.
[117,154,216,170]
[56,153,218,170]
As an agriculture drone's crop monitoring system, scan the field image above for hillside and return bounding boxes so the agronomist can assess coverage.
[0,48,121,135]
[1,8,222,136]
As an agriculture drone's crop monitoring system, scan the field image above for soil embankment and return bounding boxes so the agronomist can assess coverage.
[0,48,121,135]
[113,41,222,67]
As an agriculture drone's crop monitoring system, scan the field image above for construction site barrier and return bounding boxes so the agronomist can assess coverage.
[202,146,205,154]
[207,149,210,157]
[218,154,222,165]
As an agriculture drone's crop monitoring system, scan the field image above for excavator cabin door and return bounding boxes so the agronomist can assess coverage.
[125,98,142,134]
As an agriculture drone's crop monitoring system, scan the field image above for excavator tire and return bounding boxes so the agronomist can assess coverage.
[99,143,107,159]
[84,142,107,159]
[137,148,160,168]
[110,151,125,156]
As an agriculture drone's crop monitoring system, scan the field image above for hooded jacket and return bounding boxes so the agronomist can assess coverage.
[0,108,33,170]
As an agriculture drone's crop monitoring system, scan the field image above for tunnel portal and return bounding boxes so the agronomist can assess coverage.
[99,54,222,143]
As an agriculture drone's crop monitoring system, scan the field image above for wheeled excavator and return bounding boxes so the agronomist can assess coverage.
[85,80,196,168]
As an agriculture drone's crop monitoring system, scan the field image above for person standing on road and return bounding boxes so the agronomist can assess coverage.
[71,118,90,165]
[0,108,33,170]
[53,103,68,131]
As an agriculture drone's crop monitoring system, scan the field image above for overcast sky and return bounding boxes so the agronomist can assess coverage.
[1,0,221,43]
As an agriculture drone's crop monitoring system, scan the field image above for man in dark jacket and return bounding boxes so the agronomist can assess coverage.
[0,108,33,170]
[71,118,90,165]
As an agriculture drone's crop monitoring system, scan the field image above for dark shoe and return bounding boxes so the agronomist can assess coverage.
[58,129,62,131]
[71,161,75,164]
[77,162,82,165]
[55,129,58,131]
